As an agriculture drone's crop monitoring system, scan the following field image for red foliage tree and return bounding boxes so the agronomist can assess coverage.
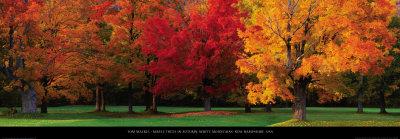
[140,0,244,111]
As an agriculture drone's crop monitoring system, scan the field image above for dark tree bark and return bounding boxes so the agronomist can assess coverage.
[40,76,52,114]
[128,101,133,113]
[40,99,48,113]
[282,16,312,121]
[9,26,14,49]
[379,90,387,114]
[356,93,364,113]
[356,76,367,113]
[150,94,157,113]
[286,37,292,68]
[40,89,48,114]
[143,69,154,112]
[244,103,251,113]
[144,89,152,111]
[128,82,134,113]
[202,77,212,112]
[19,23,37,114]
[244,98,251,113]
[204,96,211,111]
[264,103,272,113]
[95,85,101,112]
[128,93,133,113]
[20,85,37,113]
[292,78,308,121]
[100,89,106,112]
[6,26,36,114]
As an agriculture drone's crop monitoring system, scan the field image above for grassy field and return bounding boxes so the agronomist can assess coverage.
[0,106,399,127]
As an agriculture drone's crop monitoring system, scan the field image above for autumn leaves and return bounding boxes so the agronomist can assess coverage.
[0,0,398,121]
[237,0,397,120]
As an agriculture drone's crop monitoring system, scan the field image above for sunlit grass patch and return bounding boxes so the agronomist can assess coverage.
[272,119,400,127]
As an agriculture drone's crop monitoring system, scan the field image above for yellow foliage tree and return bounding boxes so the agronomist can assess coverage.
[237,0,397,120]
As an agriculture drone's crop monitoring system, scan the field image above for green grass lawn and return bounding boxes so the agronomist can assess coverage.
[0,106,399,127]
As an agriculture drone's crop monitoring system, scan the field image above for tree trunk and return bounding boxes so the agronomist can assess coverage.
[150,94,157,113]
[100,89,106,112]
[128,83,133,113]
[265,103,272,113]
[95,85,101,112]
[40,99,48,114]
[292,81,307,121]
[128,102,133,113]
[94,84,106,112]
[128,93,133,113]
[9,26,36,114]
[379,90,387,114]
[201,84,211,112]
[244,102,251,113]
[40,89,48,114]
[356,92,364,113]
[144,90,152,111]
[9,26,14,49]
[204,96,211,111]
[356,76,366,113]
[20,86,37,113]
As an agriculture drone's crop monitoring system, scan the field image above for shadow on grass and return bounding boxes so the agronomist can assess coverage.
[2,107,397,121]
[0,108,326,120]
[87,111,172,118]
[0,110,246,120]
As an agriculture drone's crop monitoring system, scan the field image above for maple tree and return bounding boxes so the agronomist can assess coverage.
[140,0,244,111]
[74,18,116,112]
[0,0,398,119]
[237,0,397,120]
[89,0,210,113]
[19,0,95,113]
[365,16,400,114]
[0,0,44,113]
[1,0,118,113]
[88,0,198,112]
[89,0,172,112]
[226,74,258,113]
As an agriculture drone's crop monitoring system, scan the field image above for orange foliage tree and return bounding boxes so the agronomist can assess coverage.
[237,0,397,120]
[20,0,97,113]
[0,0,44,113]
[0,0,110,113]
